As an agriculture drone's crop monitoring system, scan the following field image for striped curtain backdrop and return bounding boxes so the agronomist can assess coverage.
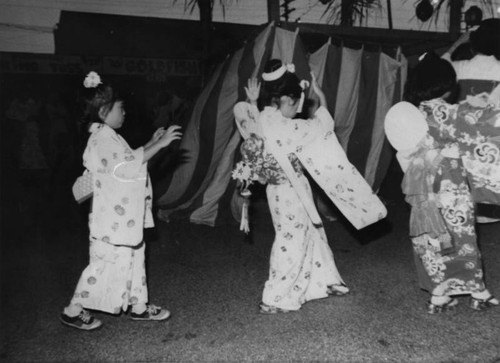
[155,24,407,226]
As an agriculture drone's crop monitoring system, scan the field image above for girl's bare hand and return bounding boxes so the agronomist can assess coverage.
[244,78,261,103]
[151,127,166,143]
[159,125,182,147]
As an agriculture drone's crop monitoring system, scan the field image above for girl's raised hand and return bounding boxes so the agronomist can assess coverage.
[159,125,182,147]
[244,78,261,104]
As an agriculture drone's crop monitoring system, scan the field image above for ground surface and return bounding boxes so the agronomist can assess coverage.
[1,163,500,362]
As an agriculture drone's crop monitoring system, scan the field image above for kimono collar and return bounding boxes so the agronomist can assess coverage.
[89,122,116,136]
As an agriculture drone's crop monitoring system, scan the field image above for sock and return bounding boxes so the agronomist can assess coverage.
[471,290,499,304]
[131,303,147,315]
[63,304,83,317]
[430,295,451,306]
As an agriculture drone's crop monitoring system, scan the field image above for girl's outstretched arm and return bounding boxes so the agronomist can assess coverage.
[143,125,182,163]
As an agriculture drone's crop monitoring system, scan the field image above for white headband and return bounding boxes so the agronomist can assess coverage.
[262,63,295,81]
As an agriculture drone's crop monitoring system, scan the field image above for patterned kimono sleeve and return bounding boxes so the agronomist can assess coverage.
[234,101,261,140]
[312,106,335,134]
[240,134,264,163]
[93,134,145,180]
[452,102,500,204]
[279,107,335,153]
[424,99,500,204]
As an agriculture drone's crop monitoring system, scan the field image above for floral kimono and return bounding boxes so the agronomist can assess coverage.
[70,123,154,314]
[390,98,500,296]
[235,103,386,310]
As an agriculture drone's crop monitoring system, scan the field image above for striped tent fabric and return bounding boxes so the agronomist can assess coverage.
[309,42,407,191]
[155,24,407,226]
[156,23,275,224]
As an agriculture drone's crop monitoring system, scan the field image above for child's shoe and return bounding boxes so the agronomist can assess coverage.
[130,304,171,321]
[60,309,102,330]
[470,295,499,311]
[427,297,458,314]
[259,302,292,314]
[327,284,350,296]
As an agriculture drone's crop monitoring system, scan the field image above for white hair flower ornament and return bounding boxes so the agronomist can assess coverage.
[83,71,102,88]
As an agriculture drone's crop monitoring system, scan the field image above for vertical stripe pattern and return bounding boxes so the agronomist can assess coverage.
[156,24,407,225]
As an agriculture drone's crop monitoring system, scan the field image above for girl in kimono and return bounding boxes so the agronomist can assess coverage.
[443,18,500,105]
[442,18,500,224]
[384,53,499,314]
[60,72,182,330]
[235,60,386,313]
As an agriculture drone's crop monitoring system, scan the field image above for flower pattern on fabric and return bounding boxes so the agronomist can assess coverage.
[407,97,500,296]
[83,123,152,247]
[421,249,447,283]
[238,108,347,311]
[238,133,303,185]
[422,99,500,199]
[263,177,342,311]
[70,239,148,314]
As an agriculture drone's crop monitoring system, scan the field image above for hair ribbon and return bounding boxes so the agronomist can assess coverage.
[262,63,295,81]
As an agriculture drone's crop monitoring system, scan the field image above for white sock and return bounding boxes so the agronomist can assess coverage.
[63,304,83,317]
[471,290,499,304]
[131,303,147,314]
[430,295,451,305]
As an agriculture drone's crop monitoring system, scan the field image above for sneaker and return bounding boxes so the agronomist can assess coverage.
[130,304,171,321]
[327,284,350,296]
[470,296,499,311]
[60,309,102,331]
[259,302,292,314]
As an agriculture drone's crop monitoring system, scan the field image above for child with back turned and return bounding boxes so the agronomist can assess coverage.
[60,71,182,330]
[384,53,500,314]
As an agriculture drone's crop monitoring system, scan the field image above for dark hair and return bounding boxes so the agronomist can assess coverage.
[470,18,500,60]
[82,79,122,127]
[259,59,303,107]
[403,52,457,106]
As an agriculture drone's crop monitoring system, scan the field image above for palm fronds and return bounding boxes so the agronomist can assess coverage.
[174,0,237,18]
[320,0,383,25]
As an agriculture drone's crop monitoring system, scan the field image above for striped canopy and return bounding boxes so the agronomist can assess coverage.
[155,23,407,226]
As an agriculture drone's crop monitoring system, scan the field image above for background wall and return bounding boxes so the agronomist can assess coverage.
[1,0,499,54]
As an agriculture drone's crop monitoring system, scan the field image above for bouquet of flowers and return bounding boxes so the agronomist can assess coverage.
[232,134,267,233]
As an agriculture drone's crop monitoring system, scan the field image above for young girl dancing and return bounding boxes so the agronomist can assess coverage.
[234,60,386,313]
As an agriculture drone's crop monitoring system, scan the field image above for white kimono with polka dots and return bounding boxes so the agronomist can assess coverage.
[69,123,153,314]
[84,123,154,246]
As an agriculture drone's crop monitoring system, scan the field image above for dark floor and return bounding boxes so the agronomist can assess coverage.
[1,162,500,362]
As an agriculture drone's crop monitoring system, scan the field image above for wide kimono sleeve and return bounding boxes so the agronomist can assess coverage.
[233,101,262,140]
[311,106,335,134]
[422,98,500,205]
[265,106,387,229]
[86,132,145,180]
[84,124,150,247]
